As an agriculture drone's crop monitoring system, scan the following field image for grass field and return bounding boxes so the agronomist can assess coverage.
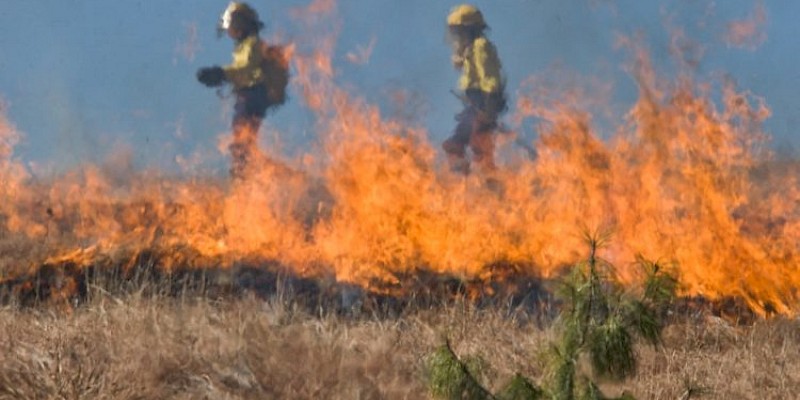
[0,290,797,400]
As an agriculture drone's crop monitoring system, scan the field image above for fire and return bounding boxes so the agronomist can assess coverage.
[0,2,798,316]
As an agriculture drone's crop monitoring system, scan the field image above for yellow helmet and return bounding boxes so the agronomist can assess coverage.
[446,4,487,28]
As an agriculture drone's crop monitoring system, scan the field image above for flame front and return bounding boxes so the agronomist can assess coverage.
[1,2,798,315]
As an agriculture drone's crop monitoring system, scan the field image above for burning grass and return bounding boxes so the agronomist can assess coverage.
[2,41,798,316]
[0,238,769,328]
[3,2,800,316]
[1,2,799,395]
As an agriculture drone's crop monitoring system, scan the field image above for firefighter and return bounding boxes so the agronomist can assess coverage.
[197,2,288,179]
[443,4,507,175]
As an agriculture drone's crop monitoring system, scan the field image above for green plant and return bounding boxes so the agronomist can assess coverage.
[496,373,545,400]
[548,229,676,400]
[427,340,494,400]
[428,340,545,399]
[426,229,677,400]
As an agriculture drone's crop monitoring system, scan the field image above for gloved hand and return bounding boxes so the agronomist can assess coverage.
[196,66,225,87]
[451,54,465,69]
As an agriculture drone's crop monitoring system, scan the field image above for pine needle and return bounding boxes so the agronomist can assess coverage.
[427,341,494,400]
[496,373,545,400]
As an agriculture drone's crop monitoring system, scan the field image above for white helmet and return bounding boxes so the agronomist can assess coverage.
[217,2,262,36]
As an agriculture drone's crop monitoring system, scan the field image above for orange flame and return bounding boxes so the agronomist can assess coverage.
[0,2,798,315]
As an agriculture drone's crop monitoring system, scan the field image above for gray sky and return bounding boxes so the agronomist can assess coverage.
[0,1,795,175]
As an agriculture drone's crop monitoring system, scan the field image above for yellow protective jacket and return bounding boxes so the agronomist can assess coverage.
[223,35,267,90]
[458,36,503,94]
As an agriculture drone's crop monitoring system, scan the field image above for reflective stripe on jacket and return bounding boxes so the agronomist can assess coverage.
[223,35,266,90]
[458,36,502,94]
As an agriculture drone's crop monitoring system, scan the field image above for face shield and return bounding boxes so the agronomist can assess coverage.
[447,25,471,68]
[447,25,463,47]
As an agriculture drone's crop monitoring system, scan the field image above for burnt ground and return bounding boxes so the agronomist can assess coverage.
[0,246,766,325]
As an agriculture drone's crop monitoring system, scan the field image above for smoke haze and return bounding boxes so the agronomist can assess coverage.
[0,1,797,173]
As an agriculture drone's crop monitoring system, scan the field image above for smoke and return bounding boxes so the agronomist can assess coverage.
[345,36,377,65]
[723,1,767,51]
[0,101,20,163]
[173,21,201,65]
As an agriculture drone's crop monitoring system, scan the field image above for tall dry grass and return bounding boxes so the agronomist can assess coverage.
[0,291,797,399]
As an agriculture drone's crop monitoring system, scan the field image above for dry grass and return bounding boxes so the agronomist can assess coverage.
[0,292,797,400]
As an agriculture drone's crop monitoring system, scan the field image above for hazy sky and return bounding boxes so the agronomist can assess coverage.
[0,1,796,174]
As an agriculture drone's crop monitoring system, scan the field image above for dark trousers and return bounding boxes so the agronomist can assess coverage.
[442,89,506,174]
[229,84,270,179]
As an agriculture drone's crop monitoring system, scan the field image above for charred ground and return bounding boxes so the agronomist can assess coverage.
[0,245,765,326]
